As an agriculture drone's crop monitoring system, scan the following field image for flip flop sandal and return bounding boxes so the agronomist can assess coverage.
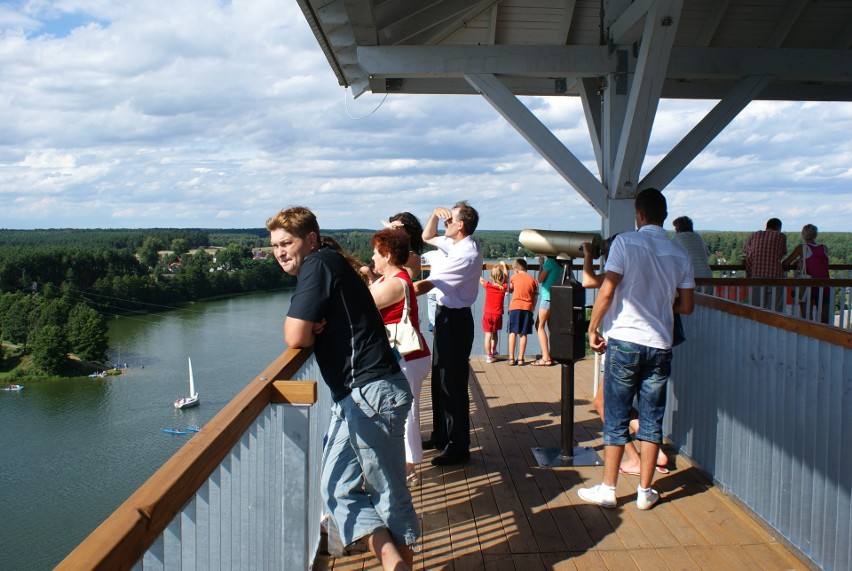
[508,359,517,366]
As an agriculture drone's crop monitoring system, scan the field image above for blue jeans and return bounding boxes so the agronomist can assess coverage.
[321,374,420,547]
[603,338,672,446]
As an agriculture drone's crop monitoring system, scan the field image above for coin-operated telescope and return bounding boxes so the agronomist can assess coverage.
[519,229,603,468]
[519,230,602,363]
[518,229,602,260]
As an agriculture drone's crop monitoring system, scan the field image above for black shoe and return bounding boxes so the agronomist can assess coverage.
[422,439,447,450]
[431,448,470,466]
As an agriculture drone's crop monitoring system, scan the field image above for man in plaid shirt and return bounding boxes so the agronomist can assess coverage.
[743,218,787,311]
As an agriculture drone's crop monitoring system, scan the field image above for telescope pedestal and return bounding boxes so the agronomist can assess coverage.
[532,361,602,468]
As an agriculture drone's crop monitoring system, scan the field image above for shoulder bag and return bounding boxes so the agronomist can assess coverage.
[386,278,424,356]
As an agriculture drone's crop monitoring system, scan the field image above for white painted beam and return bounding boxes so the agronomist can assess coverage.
[464,73,608,215]
[609,0,653,45]
[611,0,682,198]
[764,0,808,48]
[640,75,772,191]
[579,77,604,176]
[356,45,852,80]
[696,0,729,47]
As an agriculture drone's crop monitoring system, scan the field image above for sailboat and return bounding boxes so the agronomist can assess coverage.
[173,357,199,409]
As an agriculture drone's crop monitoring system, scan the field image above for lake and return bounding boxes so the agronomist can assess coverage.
[0,285,543,569]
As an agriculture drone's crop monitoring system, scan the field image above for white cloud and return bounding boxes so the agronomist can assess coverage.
[0,1,850,233]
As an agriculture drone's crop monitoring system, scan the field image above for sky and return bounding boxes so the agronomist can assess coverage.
[1,1,850,233]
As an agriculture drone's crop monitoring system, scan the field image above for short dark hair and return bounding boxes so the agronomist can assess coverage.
[371,228,410,266]
[453,200,479,235]
[634,188,667,225]
[766,218,782,231]
[672,216,693,232]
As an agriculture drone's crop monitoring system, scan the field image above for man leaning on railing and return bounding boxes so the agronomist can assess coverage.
[267,206,420,570]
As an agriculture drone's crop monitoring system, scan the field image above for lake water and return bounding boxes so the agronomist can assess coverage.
[0,285,544,569]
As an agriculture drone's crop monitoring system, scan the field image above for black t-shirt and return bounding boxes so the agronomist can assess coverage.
[287,247,401,401]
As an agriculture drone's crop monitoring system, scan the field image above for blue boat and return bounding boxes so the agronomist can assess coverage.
[162,428,187,435]
[184,426,201,432]
[4,384,24,391]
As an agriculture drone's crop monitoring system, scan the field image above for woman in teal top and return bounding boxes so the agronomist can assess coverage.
[533,256,563,366]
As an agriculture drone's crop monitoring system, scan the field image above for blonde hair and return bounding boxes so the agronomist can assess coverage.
[490,264,506,284]
[802,224,818,243]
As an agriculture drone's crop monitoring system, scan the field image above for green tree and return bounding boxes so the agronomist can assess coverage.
[67,303,109,362]
[218,243,250,270]
[1,294,30,346]
[171,238,189,257]
[30,324,69,374]
[137,237,163,269]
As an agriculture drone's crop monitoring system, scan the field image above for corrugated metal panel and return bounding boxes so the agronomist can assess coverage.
[668,305,851,570]
[137,356,331,570]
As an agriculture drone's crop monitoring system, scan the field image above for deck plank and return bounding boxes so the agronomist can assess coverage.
[326,356,808,571]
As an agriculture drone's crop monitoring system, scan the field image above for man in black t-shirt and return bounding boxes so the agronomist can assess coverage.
[267,206,419,570]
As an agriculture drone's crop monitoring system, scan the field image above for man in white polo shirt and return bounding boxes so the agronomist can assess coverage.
[579,188,695,510]
[414,201,483,466]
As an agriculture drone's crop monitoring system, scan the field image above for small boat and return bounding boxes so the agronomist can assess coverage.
[162,428,187,435]
[184,426,202,432]
[173,356,199,409]
[4,384,24,391]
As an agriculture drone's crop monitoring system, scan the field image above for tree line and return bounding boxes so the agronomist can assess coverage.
[2,227,849,378]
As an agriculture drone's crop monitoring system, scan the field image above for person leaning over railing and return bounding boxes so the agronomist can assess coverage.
[783,223,831,324]
[268,206,419,570]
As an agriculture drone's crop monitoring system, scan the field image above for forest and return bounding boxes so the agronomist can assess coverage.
[1,227,849,378]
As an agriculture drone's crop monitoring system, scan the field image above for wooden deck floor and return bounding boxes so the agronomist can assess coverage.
[317,356,808,570]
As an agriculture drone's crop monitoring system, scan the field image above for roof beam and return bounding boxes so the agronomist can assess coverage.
[377,0,491,45]
[695,0,729,46]
[609,0,654,45]
[356,45,852,80]
[611,0,682,198]
[640,75,772,191]
[464,73,608,215]
[764,0,808,48]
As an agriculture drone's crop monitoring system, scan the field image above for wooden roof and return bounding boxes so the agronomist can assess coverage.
[297,0,852,101]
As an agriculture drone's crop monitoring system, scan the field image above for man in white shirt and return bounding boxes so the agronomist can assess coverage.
[414,201,483,466]
[579,188,695,510]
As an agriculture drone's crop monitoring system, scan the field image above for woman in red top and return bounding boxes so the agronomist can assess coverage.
[368,228,431,486]
[783,223,831,323]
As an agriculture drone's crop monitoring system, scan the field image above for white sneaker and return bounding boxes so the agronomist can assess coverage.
[485,354,495,363]
[578,484,616,508]
[636,486,660,510]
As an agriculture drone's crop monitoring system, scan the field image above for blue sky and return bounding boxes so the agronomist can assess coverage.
[0,1,850,233]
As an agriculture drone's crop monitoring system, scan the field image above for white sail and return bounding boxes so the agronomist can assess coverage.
[187,356,196,398]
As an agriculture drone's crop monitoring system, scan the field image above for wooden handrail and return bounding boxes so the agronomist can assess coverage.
[695,292,852,349]
[57,347,314,571]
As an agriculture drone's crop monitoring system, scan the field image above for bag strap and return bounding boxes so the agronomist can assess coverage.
[395,277,411,320]
[800,239,808,274]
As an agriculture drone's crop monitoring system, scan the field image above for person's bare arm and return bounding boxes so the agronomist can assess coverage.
[587,271,622,353]
[422,207,451,246]
[413,279,435,296]
[581,243,604,288]
[404,251,422,279]
[284,317,322,348]
[370,277,405,309]
[673,288,695,315]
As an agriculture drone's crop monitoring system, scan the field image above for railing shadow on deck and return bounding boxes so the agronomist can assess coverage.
[668,292,852,571]
[57,347,330,571]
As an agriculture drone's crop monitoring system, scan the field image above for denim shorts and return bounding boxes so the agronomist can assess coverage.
[602,338,672,446]
[539,299,551,311]
[320,374,420,547]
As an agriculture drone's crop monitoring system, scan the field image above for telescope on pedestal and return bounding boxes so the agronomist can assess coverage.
[519,229,604,468]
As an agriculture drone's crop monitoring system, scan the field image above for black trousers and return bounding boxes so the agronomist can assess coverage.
[430,305,474,452]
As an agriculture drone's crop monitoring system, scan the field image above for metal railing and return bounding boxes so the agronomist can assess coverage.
[667,293,852,571]
[57,348,330,570]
